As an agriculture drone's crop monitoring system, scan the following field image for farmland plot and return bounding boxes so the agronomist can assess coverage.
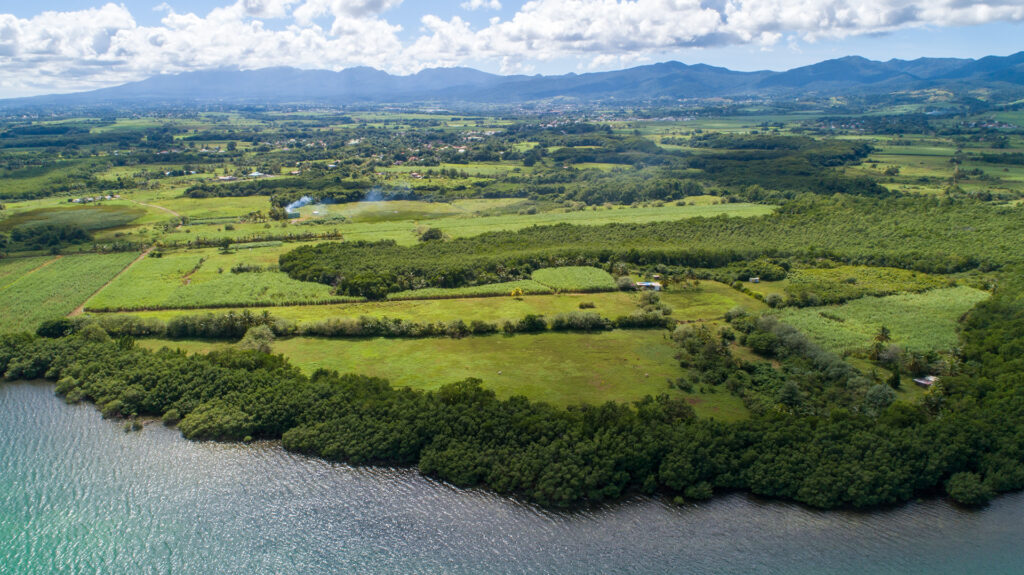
[0,252,139,333]
[776,286,989,353]
[84,248,355,311]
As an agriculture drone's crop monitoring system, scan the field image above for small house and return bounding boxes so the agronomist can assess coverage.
[914,376,938,388]
[749,277,760,283]
[636,282,662,291]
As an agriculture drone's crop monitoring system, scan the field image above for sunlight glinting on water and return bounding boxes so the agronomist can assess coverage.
[2,382,1021,575]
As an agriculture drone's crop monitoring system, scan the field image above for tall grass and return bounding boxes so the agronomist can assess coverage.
[776,286,989,353]
[531,266,617,292]
[0,252,140,333]
[785,265,950,305]
[84,250,354,311]
[386,280,552,300]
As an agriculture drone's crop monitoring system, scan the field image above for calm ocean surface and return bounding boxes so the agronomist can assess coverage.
[2,381,1021,574]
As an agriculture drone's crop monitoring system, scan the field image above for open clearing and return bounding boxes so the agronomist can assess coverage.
[138,330,750,421]
[532,266,617,292]
[156,200,775,246]
[0,256,57,289]
[658,281,768,320]
[97,291,640,324]
[0,252,140,332]
[91,280,760,327]
[83,246,353,311]
[776,286,989,353]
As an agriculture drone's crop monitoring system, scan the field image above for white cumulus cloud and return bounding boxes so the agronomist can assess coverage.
[0,0,1021,96]
[461,0,503,11]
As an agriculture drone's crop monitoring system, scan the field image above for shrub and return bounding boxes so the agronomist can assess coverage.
[78,323,111,343]
[503,314,547,334]
[162,408,182,426]
[55,375,78,395]
[100,399,124,419]
[614,311,673,329]
[37,318,75,338]
[865,384,896,413]
[550,312,610,332]
[683,482,714,500]
[419,227,444,242]
[178,399,254,441]
[238,325,275,354]
[946,472,995,506]
[469,320,499,335]
[724,307,748,322]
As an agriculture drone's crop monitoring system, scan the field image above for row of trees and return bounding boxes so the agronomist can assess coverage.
[47,305,675,342]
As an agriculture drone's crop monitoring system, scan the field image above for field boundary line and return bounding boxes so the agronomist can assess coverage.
[0,255,62,293]
[68,248,153,317]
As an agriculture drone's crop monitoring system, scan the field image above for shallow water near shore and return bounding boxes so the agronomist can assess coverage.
[2,381,1021,574]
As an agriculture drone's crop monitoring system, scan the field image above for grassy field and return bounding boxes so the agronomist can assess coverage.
[153,196,270,220]
[387,280,553,300]
[785,265,951,302]
[776,286,989,353]
[0,204,146,233]
[296,198,472,222]
[0,158,105,199]
[98,291,643,325]
[157,200,775,246]
[93,280,758,327]
[0,252,140,333]
[658,281,768,321]
[740,279,789,299]
[846,140,1024,197]
[0,256,56,288]
[138,331,750,421]
[531,266,616,292]
[83,246,353,311]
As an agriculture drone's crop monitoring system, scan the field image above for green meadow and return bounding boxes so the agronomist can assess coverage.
[0,252,139,332]
[83,246,352,311]
[776,286,989,353]
[138,330,750,421]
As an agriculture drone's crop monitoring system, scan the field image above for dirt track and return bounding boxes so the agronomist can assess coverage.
[68,247,153,317]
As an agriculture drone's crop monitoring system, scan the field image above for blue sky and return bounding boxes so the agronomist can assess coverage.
[0,1,1021,97]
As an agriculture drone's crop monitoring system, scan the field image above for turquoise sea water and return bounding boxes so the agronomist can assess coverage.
[2,381,1022,574]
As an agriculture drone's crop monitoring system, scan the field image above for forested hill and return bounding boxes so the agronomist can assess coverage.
[4,52,1024,107]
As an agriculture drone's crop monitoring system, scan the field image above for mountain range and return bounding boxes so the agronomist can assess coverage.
[5,52,1024,108]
